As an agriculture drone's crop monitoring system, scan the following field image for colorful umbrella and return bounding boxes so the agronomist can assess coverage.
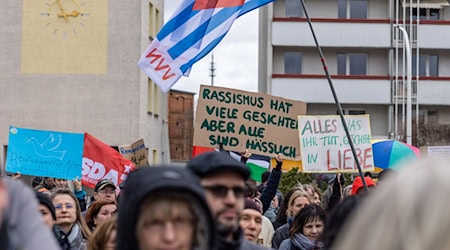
[372,140,420,170]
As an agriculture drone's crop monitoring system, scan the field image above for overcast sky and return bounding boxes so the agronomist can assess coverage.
[163,2,259,94]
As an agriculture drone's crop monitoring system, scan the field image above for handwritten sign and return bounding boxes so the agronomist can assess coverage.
[194,85,307,160]
[298,115,374,173]
[118,139,149,168]
[6,126,84,179]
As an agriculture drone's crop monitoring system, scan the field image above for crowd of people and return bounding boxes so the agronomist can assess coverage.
[1,151,450,250]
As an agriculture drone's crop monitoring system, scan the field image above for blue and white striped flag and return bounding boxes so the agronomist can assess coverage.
[138,0,274,93]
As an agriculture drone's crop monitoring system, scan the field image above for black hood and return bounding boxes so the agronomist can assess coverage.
[116,166,215,250]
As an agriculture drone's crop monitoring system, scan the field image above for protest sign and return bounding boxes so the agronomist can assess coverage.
[5,126,84,179]
[118,139,149,168]
[298,115,374,173]
[194,85,306,160]
[82,133,135,189]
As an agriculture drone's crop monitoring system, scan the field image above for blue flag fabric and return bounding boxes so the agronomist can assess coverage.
[5,126,84,179]
[138,0,274,93]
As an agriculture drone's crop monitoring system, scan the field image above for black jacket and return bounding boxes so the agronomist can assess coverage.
[116,166,215,250]
[216,227,272,250]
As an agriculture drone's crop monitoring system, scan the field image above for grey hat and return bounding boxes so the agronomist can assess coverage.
[187,151,250,180]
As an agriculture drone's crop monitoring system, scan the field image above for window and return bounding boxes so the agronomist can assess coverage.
[412,54,438,77]
[411,8,440,21]
[284,52,302,74]
[148,79,160,115]
[338,0,367,19]
[337,53,367,75]
[147,3,162,116]
[285,0,304,17]
[152,149,158,164]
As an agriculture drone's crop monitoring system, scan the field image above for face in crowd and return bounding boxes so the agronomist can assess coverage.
[240,206,262,242]
[52,193,77,229]
[38,204,55,228]
[287,191,311,219]
[200,171,246,238]
[94,185,116,202]
[136,193,196,250]
[94,203,116,226]
[302,218,324,241]
[54,178,68,189]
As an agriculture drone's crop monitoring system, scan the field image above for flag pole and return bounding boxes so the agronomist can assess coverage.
[299,0,368,191]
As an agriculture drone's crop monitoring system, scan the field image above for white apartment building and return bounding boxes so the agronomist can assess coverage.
[0,0,169,168]
[259,0,450,143]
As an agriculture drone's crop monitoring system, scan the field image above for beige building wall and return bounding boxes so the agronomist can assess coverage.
[0,0,169,168]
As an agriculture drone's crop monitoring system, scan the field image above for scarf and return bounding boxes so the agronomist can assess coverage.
[67,223,80,244]
[291,233,324,250]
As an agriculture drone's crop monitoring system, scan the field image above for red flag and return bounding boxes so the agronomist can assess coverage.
[81,133,135,189]
[192,146,216,157]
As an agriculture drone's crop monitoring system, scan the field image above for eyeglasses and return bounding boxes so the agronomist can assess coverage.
[203,185,246,198]
[98,190,116,195]
[54,203,74,210]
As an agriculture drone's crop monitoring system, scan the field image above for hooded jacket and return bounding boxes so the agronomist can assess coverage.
[116,166,215,250]
[1,177,60,250]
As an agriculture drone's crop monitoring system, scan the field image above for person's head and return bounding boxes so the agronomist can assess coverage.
[94,179,117,202]
[44,177,55,187]
[245,179,259,198]
[240,198,263,242]
[36,192,56,229]
[275,188,301,224]
[85,200,117,231]
[351,176,376,195]
[332,158,450,250]
[343,185,353,198]
[117,166,215,250]
[53,178,68,189]
[187,151,250,238]
[261,171,270,185]
[88,217,117,250]
[303,184,322,205]
[286,190,311,219]
[290,204,327,242]
[51,189,91,239]
[32,176,43,188]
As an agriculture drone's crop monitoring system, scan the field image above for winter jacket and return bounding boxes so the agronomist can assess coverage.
[0,177,60,250]
[116,166,215,250]
[272,223,290,249]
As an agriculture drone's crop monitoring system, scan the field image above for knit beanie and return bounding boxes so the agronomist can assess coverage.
[244,197,262,214]
[36,192,56,220]
[351,176,376,195]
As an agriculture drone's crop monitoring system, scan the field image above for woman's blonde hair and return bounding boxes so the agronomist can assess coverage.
[51,188,91,239]
[88,216,116,250]
[286,190,311,217]
[332,157,450,250]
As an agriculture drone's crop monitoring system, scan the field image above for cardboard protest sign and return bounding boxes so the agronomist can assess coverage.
[82,133,136,189]
[6,126,84,179]
[298,115,374,173]
[194,85,307,160]
[118,139,149,168]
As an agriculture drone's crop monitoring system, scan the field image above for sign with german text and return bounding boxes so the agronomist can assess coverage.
[118,139,149,168]
[193,85,307,160]
[298,115,374,173]
[5,126,84,179]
